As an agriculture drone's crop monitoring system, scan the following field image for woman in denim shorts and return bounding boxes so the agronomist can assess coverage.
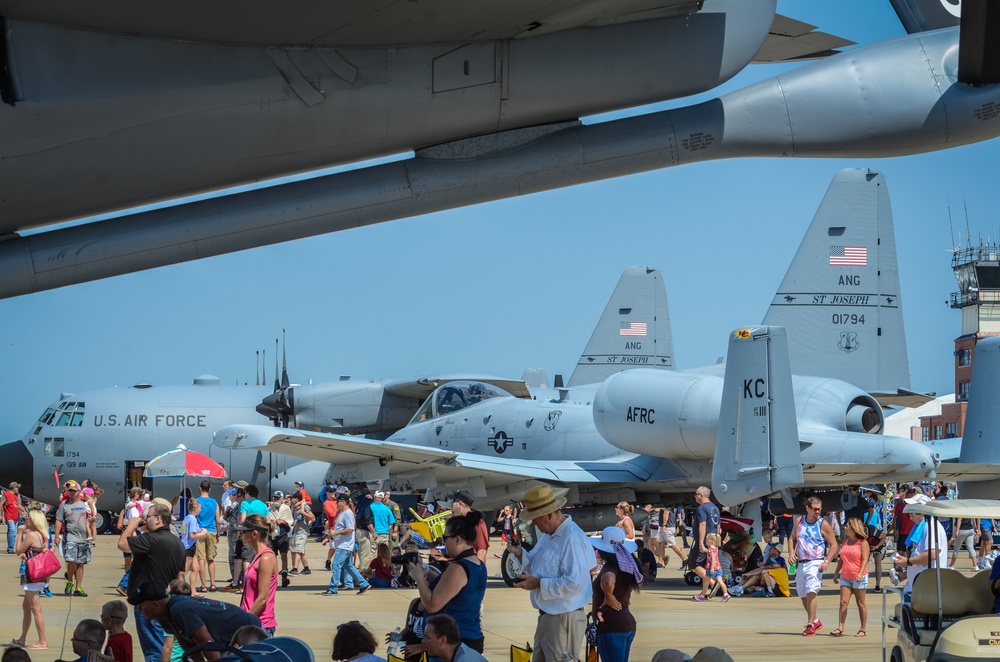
[831,518,871,638]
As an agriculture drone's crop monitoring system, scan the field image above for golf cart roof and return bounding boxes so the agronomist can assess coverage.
[903,498,1000,518]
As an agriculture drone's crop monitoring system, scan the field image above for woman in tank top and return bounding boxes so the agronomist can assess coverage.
[832,518,870,637]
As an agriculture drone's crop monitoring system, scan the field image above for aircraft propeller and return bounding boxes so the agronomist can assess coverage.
[255,330,294,428]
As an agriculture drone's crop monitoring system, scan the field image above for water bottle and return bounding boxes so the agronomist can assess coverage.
[387,627,402,657]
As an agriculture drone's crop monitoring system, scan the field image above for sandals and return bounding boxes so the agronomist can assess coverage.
[208,585,218,592]
[26,643,47,650]
[855,630,866,638]
[830,629,844,637]
[8,640,25,648]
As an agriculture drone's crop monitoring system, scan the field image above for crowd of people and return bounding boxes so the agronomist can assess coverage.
[3,473,977,661]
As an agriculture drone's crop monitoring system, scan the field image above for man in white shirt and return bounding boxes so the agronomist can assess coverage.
[898,493,949,599]
[507,485,594,662]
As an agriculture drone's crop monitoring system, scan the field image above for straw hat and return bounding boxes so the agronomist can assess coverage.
[520,485,566,522]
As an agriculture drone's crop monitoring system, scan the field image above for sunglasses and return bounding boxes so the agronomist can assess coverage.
[811,507,822,512]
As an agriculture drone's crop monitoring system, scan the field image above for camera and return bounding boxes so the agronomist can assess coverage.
[391,551,420,565]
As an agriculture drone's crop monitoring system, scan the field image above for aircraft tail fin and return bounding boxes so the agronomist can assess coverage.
[712,326,803,508]
[888,0,960,33]
[567,266,674,387]
[958,337,1000,498]
[762,168,909,394]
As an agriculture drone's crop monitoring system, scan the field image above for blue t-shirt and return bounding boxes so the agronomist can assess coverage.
[694,501,720,549]
[370,502,395,535]
[182,514,201,550]
[240,498,268,518]
[196,497,218,533]
[763,555,787,570]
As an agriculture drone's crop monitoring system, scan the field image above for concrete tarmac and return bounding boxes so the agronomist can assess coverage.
[0,538,895,661]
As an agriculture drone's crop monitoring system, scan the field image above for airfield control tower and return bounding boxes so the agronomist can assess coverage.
[919,242,1000,441]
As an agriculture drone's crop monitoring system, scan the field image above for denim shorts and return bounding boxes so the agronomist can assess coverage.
[840,575,869,589]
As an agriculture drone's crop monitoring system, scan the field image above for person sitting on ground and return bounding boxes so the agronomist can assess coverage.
[230,625,268,648]
[635,539,657,583]
[101,599,133,662]
[739,543,788,597]
[363,543,395,588]
[332,620,386,662]
[420,614,486,662]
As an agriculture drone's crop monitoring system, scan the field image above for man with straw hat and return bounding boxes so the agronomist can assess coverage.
[507,485,594,662]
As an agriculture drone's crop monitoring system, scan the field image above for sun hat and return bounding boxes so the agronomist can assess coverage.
[520,485,566,522]
[590,526,637,554]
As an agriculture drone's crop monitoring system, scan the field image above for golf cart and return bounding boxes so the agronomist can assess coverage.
[883,499,1000,662]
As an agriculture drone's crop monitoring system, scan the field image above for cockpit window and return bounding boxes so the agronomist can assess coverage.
[40,402,85,427]
[409,381,512,424]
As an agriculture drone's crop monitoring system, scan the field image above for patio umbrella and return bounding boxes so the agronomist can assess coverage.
[720,514,755,532]
[143,444,226,479]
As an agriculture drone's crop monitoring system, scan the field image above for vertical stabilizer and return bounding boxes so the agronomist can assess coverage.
[762,168,909,394]
[712,326,802,508]
[889,0,960,33]
[957,337,1000,498]
[567,266,674,387]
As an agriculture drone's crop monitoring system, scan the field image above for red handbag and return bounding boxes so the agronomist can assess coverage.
[25,548,61,583]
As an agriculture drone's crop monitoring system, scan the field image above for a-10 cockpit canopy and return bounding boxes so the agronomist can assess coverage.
[409,381,513,424]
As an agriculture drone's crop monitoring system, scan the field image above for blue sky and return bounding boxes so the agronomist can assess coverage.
[1,1,994,444]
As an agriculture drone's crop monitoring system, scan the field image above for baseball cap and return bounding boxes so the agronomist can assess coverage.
[335,494,349,502]
[451,490,474,506]
[65,480,80,490]
[294,481,304,487]
[232,520,271,534]
[904,493,932,505]
[374,491,385,498]
[273,490,284,499]
[127,580,168,605]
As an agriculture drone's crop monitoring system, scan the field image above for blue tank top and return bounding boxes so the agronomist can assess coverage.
[430,556,487,640]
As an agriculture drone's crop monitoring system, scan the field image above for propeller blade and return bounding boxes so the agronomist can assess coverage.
[273,338,280,393]
[281,329,290,389]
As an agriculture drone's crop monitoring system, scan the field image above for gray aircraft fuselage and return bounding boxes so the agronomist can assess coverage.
[2,2,999,296]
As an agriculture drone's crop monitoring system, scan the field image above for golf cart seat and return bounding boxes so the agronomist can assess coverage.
[900,569,993,646]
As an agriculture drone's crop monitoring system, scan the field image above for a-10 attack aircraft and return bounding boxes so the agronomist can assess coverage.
[218,168,999,527]
[1,0,999,297]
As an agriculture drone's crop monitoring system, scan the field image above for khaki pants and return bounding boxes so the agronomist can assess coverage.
[356,529,376,571]
[532,608,586,662]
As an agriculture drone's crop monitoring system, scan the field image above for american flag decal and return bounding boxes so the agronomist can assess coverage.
[620,322,647,336]
[830,246,867,266]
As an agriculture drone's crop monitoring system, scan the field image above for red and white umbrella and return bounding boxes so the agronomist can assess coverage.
[144,445,226,479]
[720,514,755,532]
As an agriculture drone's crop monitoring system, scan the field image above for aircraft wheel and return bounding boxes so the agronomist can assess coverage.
[890,647,904,662]
[94,510,114,535]
[684,571,702,586]
[500,542,533,587]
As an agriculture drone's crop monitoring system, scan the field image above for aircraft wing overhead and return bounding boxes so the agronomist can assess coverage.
[383,377,530,401]
[0,0,703,47]
[752,14,855,62]
[215,424,686,484]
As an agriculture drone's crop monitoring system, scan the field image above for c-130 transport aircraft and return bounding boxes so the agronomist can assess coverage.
[0,0,999,297]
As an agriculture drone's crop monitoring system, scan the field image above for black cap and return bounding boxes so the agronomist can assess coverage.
[127,580,168,605]
[452,490,474,506]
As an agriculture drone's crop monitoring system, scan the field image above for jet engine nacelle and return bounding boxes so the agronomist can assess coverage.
[791,375,884,435]
[592,369,885,460]
[593,369,722,460]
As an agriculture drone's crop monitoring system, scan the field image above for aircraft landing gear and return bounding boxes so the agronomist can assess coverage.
[500,542,534,587]
[94,510,115,535]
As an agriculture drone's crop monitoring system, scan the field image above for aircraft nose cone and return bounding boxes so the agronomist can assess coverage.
[0,441,33,497]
